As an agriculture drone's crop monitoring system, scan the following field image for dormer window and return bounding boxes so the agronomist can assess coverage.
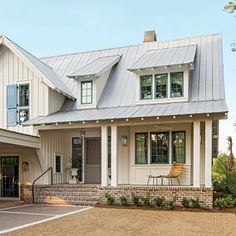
[155,73,168,98]
[170,72,184,98]
[140,75,152,100]
[139,71,185,101]
[81,81,93,104]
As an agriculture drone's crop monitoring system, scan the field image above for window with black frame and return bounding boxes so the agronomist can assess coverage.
[55,155,62,173]
[172,131,185,163]
[151,132,169,164]
[135,133,148,164]
[170,72,184,98]
[19,84,30,124]
[72,138,82,181]
[140,75,152,100]
[155,73,168,98]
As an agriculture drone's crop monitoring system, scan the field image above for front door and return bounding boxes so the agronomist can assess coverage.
[0,156,19,198]
[85,138,101,184]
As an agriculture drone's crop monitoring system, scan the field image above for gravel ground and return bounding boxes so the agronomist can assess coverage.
[4,207,236,236]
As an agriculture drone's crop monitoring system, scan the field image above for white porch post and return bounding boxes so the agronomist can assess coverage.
[205,120,212,187]
[193,121,201,187]
[101,125,108,186]
[111,125,118,186]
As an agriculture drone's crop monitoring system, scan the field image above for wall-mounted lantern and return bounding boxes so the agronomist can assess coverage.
[121,136,128,146]
[22,161,29,171]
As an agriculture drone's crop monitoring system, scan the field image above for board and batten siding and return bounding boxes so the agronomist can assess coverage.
[0,46,65,135]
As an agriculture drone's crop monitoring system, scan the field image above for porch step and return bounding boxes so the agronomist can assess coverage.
[33,184,100,206]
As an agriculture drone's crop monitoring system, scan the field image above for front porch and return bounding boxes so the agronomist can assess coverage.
[38,119,215,189]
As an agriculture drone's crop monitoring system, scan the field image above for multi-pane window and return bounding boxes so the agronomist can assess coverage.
[172,131,185,163]
[135,133,148,164]
[55,155,62,173]
[151,132,169,164]
[81,81,92,104]
[72,138,82,181]
[155,73,168,98]
[170,72,184,98]
[140,75,152,100]
[7,83,30,126]
[19,84,30,124]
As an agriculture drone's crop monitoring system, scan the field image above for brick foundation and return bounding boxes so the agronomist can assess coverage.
[21,184,213,209]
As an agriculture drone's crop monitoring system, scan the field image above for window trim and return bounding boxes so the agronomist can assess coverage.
[135,132,148,164]
[140,75,153,100]
[54,153,63,174]
[18,83,30,124]
[150,132,170,164]
[81,81,93,104]
[170,72,184,98]
[172,131,186,164]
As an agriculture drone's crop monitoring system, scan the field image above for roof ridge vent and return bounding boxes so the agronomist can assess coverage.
[143,30,157,43]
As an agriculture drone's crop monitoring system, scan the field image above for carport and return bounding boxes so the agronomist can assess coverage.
[0,128,41,198]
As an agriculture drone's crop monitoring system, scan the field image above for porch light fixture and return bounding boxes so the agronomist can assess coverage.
[96,120,99,123]
[69,121,72,125]
[189,115,192,118]
[126,118,129,122]
[80,129,86,138]
[141,117,144,121]
[82,121,86,124]
[156,117,159,120]
[111,120,114,122]
[173,116,176,119]
[56,123,58,125]
[207,114,210,117]
[121,136,128,146]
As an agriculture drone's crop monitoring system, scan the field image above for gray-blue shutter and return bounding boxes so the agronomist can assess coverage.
[7,85,18,125]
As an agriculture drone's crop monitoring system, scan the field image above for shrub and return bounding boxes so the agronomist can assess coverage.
[131,193,140,206]
[105,192,115,205]
[225,172,236,196]
[119,195,128,206]
[164,197,176,210]
[212,154,229,183]
[191,197,201,208]
[154,196,165,207]
[182,197,191,208]
[141,192,151,206]
[214,195,235,210]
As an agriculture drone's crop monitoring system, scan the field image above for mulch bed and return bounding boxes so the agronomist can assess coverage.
[95,203,236,214]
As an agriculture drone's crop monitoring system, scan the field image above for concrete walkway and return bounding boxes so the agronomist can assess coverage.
[0,204,91,234]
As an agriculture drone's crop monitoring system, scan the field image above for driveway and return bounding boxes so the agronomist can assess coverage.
[0,203,91,235]
[2,207,236,236]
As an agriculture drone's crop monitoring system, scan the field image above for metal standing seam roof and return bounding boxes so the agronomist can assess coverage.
[3,36,75,99]
[21,33,227,125]
[68,55,121,78]
[24,100,227,125]
[128,44,197,71]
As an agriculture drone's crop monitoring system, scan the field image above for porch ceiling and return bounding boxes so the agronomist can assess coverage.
[0,128,39,149]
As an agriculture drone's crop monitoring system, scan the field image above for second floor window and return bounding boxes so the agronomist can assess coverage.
[81,81,92,104]
[140,75,152,100]
[170,72,184,98]
[155,73,168,98]
[7,83,30,126]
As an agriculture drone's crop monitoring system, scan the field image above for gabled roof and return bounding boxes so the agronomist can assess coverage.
[68,55,121,78]
[0,35,75,100]
[128,45,196,71]
[22,33,227,125]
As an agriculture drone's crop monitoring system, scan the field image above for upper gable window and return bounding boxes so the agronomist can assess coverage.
[170,72,184,98]
[7,83,30,126]
[81,81,93,104]
[140,75,152,100]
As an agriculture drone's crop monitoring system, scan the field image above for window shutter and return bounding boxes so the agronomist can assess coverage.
[7,85,18,125]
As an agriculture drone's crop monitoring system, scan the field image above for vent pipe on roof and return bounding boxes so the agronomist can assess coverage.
[143,30,157,43]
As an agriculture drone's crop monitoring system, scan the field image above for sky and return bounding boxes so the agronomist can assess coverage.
[0,0,235,153]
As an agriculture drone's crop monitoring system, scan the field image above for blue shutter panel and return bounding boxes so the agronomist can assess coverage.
[7,85,17,109]
[7,85,18,126]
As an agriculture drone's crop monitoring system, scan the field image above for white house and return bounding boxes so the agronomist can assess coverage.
[0,31,227,207]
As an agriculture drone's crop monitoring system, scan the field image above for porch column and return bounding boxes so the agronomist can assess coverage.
[193,121,201,187]
[205,120,212,187]
[111,125,118,186]
[101,125,108,186]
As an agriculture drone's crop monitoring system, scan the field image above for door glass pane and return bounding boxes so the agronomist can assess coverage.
[135,133,148,164]
[155,73,168,98]
[0,157,19,198]
[55,155,61,173]
[72,138,82,181]
[172,131,185,163]
[170,72,184,97]
[140,75,152,100]
[151,132,169,164]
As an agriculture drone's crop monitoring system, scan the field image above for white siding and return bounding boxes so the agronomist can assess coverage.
[0,45,62,135]
[48,88,65,114]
